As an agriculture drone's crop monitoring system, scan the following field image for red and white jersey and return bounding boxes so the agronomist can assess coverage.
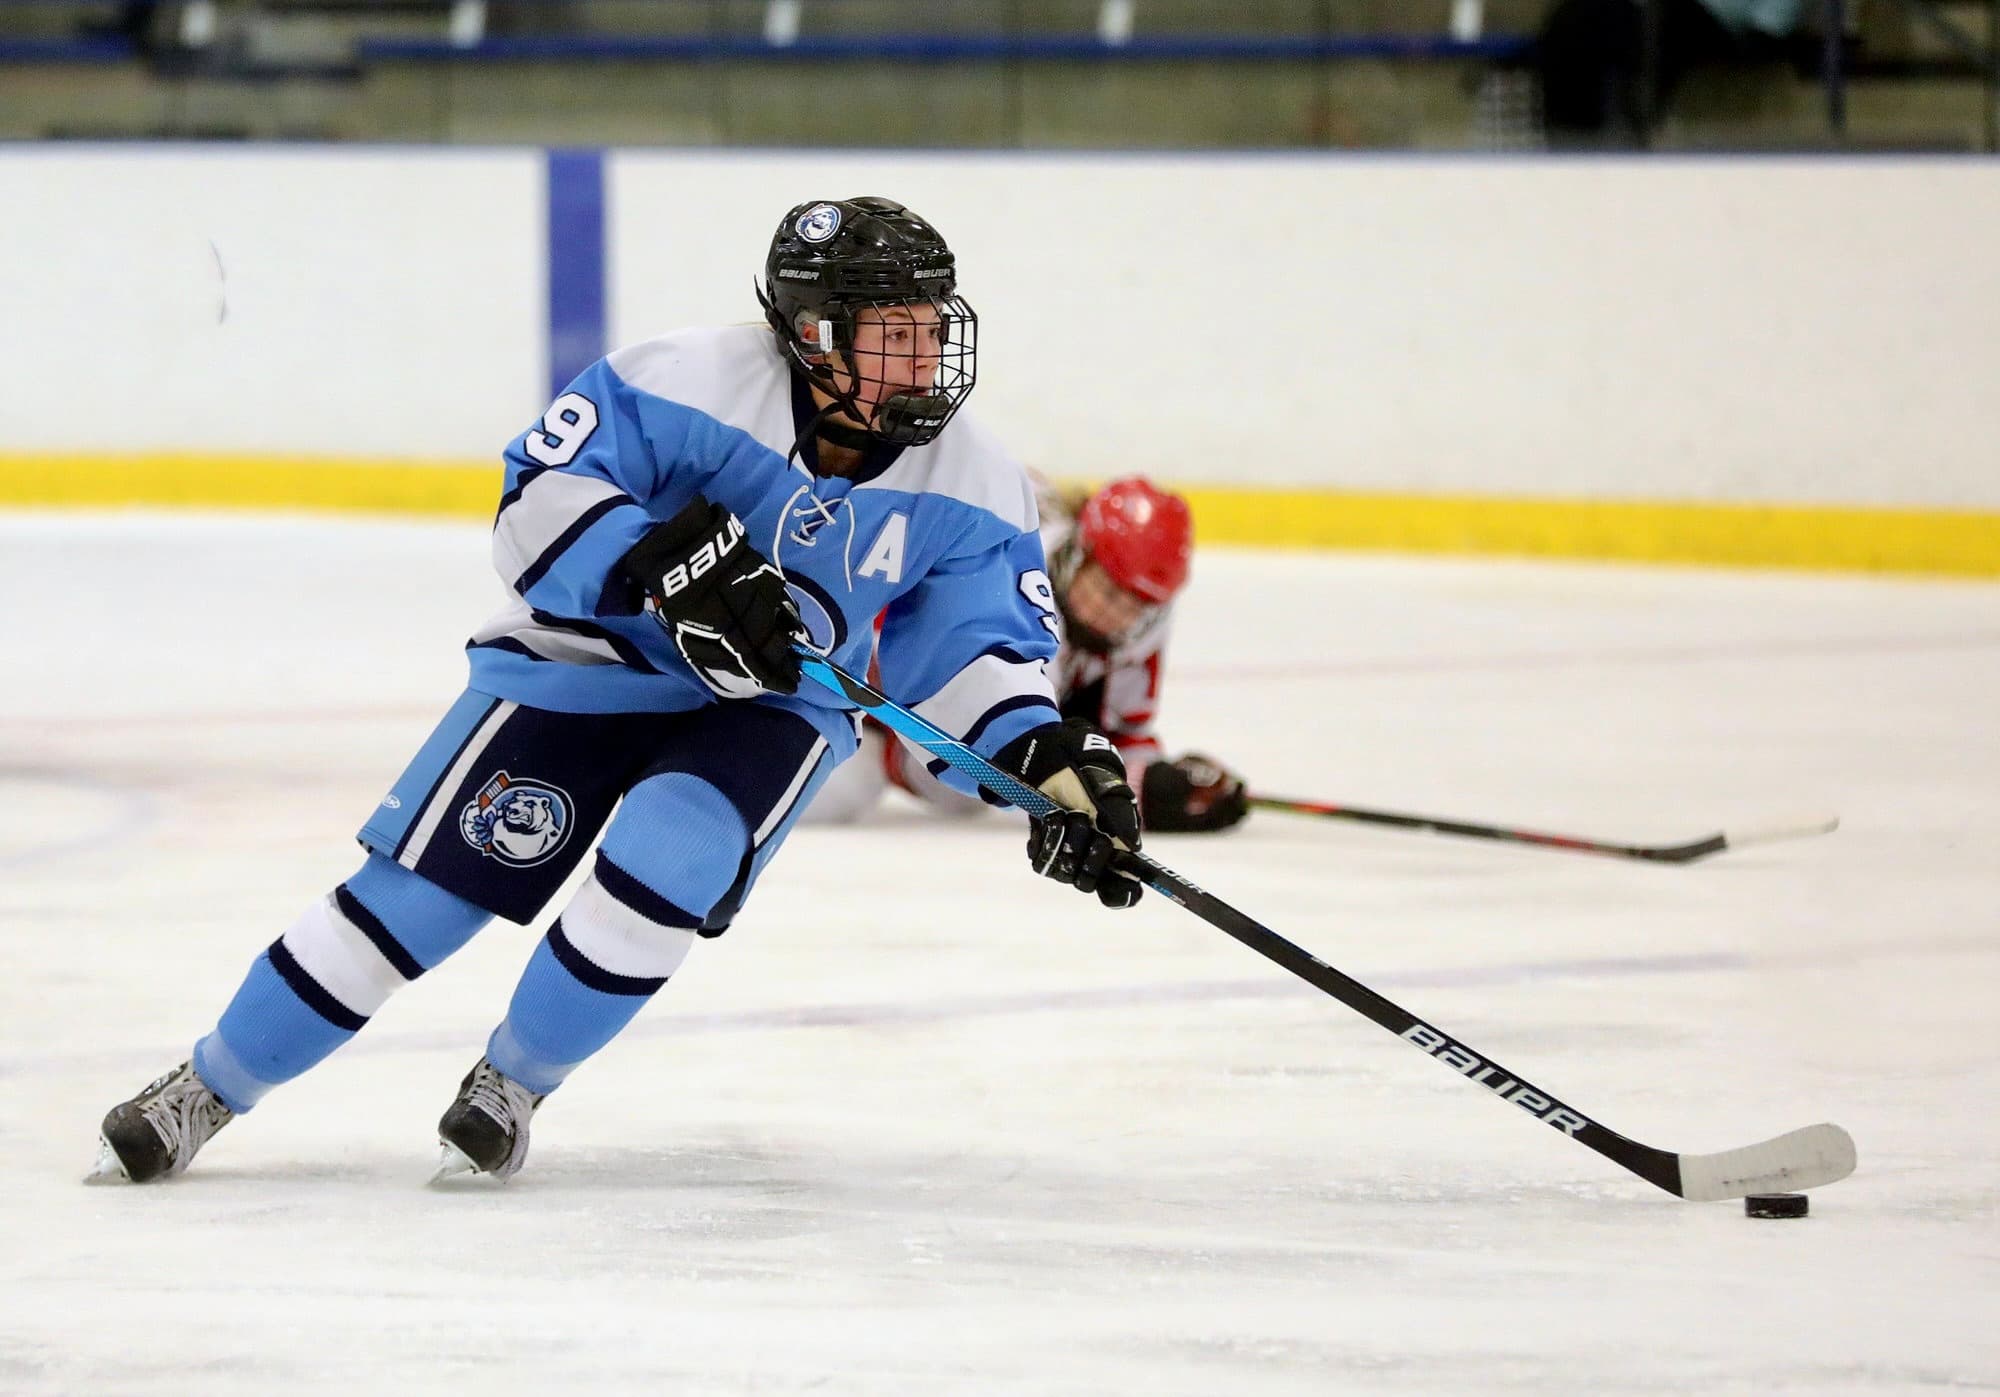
[1036,477,1171,776]
[805,477,1178,825]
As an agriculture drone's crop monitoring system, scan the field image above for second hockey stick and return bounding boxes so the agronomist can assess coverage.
[795,651,1856,1203]
[1249,795,1839,864]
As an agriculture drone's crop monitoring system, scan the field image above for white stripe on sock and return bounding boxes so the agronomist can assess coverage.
[278,894,409,1020]
[559,874,699,982]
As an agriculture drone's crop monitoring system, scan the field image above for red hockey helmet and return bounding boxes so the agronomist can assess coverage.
[1075,476,1193,604]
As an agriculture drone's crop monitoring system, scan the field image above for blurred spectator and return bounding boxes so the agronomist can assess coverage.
[1536,0,1804,147]
[77,0,161,52]
[487,1,583,37]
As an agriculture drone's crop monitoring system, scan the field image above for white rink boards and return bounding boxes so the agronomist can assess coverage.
[2,513,1997,1396]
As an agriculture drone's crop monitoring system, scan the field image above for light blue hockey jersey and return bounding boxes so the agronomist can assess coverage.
[465,323,1062,781]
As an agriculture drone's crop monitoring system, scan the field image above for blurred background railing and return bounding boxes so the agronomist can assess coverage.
[1,0,1993,149]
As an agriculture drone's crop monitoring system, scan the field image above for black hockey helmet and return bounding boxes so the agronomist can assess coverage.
[755,196,977,447]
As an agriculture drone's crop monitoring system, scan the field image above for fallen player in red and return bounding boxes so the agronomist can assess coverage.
[809,475,1249,833]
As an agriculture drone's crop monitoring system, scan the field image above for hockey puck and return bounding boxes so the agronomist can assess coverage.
[1744,1192,1808,1219]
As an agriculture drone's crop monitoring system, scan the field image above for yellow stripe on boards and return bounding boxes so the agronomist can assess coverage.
[0,454,500,518]
[1180,487,2000,578]
[1,455,1996,578]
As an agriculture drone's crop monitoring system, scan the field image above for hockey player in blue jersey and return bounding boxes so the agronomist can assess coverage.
[90,196,1144,1185]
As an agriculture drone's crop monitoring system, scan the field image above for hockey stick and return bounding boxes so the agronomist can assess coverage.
[797,651,1856,1202]
[1249,795,1839,864]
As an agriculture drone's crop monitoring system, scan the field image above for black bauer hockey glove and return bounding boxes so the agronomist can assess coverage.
[618,496,804,700]
[1140,753,1249,834]
[996,718,1144,909]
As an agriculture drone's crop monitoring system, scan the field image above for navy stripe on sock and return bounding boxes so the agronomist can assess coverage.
[265,939,369,1033]
[546,918,668,997]
[592,852,704,930]
[333,884,426,981]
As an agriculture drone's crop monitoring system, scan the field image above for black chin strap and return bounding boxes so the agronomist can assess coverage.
[814,415,876,453]
[786,397,846,468]
[786,376,898,471]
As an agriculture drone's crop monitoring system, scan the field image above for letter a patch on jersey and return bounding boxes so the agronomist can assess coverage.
[857,512,909,584]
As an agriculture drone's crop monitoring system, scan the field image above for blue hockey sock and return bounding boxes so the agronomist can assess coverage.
[484,925,664,1095]
[194,855,489,1113]
[194,953,355,1116]
[485,776,743,1095]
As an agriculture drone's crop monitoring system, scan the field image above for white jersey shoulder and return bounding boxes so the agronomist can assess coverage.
[858,408,1039,533]
[604,325,791,445]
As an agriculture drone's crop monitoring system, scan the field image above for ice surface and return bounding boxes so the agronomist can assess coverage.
[2,512,1997,1396]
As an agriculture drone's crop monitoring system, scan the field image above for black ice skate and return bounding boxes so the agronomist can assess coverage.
[433,1057,545,1183]
[87,1060,234,1184]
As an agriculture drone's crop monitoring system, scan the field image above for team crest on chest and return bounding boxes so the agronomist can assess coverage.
[460,771,573,867]
[786,581,839,655]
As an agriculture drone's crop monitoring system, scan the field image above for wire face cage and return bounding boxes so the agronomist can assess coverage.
[804,292,978,447]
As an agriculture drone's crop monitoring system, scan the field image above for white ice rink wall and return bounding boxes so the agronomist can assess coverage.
[3,145,1996,573]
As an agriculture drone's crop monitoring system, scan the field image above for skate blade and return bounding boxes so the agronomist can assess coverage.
[83,1137,132,1185]
[428,1140,486,1185]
